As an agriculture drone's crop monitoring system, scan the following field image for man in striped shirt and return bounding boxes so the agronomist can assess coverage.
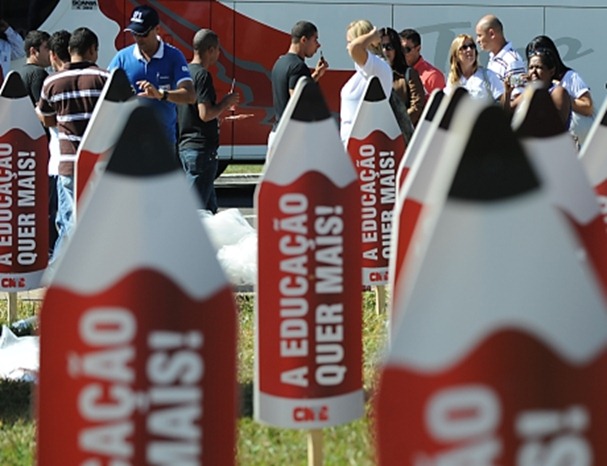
[475,15,525,81]
[37,27,109,261]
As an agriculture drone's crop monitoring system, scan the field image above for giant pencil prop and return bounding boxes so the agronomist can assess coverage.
[512,86,607,297]
[75,68,137,212]
[388,88,468,327]
[346,77,405,287]
[375,101,607,464]
[395,89,444,192]
[0,71,48,292]
[37,106,237,465]
[580,96,607,228]
[255,78,363,430]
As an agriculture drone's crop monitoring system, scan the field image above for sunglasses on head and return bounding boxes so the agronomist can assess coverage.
[459,43,476,51]
[527,47,552,58]
[381,43,394,51]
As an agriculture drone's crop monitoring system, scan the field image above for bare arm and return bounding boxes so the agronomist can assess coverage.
[311,55,329,82]
[572,90,593,116]
[167,80,196,104]
[501,78,514,111]
[347,27,381,68]
[36,103,57,127]
[136,79,197,104]
[38,113,57,127]
[406,68,426,126]
[551,85,573,126]
[198,92,239,122]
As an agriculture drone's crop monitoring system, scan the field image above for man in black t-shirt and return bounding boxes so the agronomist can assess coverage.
[177,29,239,213]
[17,30,54,253]
[17,30,50,105]
[268,21,328,151]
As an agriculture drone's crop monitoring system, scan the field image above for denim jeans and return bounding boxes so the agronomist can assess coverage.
[48,175,58,256]
[52,175,75,262]
[178,147,218,213]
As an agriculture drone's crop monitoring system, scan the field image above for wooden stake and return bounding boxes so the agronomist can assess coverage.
[308,429,323,466]
[7,291,17,324]
[375,285,387,314]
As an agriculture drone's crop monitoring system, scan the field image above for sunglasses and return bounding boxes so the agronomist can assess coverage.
[459,43,476,52]
[402,46,412,54]
[381,43,394,51]
[527,47,552,58]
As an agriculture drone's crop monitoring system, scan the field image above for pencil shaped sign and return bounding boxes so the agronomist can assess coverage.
[513,86,607,297]
[37,106,238,465]
[255,78,364,429]
[395,89,444,193]
[75,68,136,211]
[580,96,607,229]
[346,76,405,286]
[0,71,48,291]
[376,103,607,464]
[389,88,468,325]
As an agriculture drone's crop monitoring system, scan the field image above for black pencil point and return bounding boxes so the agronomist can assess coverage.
[106,105,180,177]
[291,78,331,122]
[449,105,540,201]
[104,68,136,102]
[0,71,28,99]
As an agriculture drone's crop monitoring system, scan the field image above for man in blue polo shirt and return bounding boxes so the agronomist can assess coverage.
[108,5,195,148]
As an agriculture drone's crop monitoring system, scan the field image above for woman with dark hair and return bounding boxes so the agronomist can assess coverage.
[526,35,593,144]
[380,26,426,126]
[508,48,572,129]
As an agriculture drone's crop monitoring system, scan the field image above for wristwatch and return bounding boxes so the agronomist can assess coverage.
[160,89,169,101]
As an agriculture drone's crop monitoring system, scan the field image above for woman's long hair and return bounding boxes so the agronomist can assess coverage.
[380,26,409,79]
[448,33,478,86]
[525,35,570,81]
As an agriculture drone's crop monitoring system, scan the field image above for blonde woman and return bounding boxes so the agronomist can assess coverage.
[445,33,504,102]
[340,19,392,143]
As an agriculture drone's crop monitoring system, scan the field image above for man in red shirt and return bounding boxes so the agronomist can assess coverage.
[399,28,445,98]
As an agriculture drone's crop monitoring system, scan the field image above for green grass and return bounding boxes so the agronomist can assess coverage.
[224,164,264,174]
[0,290,388,465]
[0,297,39,466]
[0,418,35,466]
[235,291,387,465]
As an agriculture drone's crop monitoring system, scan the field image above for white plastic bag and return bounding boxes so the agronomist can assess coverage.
[199,208,258,286]
[0,326,39,381]
[199,208,255,249]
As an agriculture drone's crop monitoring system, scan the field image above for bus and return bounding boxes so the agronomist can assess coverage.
[3,0,606,171]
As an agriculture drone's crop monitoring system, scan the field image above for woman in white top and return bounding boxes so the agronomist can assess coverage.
[340,19,393,143]
[445,33,504,102]
[525,35,594,145]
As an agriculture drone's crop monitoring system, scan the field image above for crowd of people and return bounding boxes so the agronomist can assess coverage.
[271,14,594,151]
[0,8,597,263]
[1,5,238,264]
